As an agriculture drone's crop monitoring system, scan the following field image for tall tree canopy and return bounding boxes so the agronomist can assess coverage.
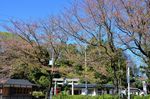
[1,0,149,95]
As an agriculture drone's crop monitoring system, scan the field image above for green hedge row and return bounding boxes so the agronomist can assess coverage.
[52,95,150,99]
[132,95,150,99]
[53,94,118,99]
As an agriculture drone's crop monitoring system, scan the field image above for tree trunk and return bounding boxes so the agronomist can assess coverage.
[46,72,53,99]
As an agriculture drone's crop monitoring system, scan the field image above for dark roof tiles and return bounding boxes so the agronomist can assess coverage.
[74,84,115,88]
[0,78,34,86]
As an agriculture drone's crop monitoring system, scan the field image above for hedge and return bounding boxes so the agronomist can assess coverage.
[53,94,118,99]
[132,95,150,99]
[52,94,150,99]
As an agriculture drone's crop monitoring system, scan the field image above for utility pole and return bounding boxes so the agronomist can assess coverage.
[127,65,130,99]
[84,46,88,95]
[118,59,121,99]
[49,48,54,99]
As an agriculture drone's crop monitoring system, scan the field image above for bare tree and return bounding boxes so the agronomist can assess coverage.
[58,0,125,93]
[3,18,68,98]
[114,0,150,77]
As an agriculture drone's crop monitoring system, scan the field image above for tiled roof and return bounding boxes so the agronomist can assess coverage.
[0,78,34,86]
[74,84,114,88]
[74,84,97,88]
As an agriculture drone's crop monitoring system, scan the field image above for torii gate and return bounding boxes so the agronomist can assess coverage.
[53,78,79,95]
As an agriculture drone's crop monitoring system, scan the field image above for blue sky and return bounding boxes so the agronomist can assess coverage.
[0,0,145,67]
[0,0,72,21]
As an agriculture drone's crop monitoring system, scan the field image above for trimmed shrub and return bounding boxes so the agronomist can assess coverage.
[32,91,44,98]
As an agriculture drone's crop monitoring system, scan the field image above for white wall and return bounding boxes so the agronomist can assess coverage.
[81,88,97,96]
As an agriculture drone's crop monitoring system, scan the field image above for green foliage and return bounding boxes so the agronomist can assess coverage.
[32,91,44,97]
[38,76,50,87]
[53,95,119,99]
[0,32,15,38]
[131,95,150,99]
[28,67,50,88]
[131,78,143,89]
[140,65,150,81]
[11,62,29,79]
[52,95,150,99]
[12,66,50,89]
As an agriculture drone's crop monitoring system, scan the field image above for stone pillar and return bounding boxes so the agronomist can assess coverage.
[72,81,74,95]
[93,88,96,96]
[143,81,147,95]
[54,81,57,95]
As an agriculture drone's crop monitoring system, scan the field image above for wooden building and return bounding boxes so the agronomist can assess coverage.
[0,78,34,99]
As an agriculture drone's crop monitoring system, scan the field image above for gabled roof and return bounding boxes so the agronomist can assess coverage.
[74,84,97,88]
[74,84,115,88]
[0,78,34,86]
